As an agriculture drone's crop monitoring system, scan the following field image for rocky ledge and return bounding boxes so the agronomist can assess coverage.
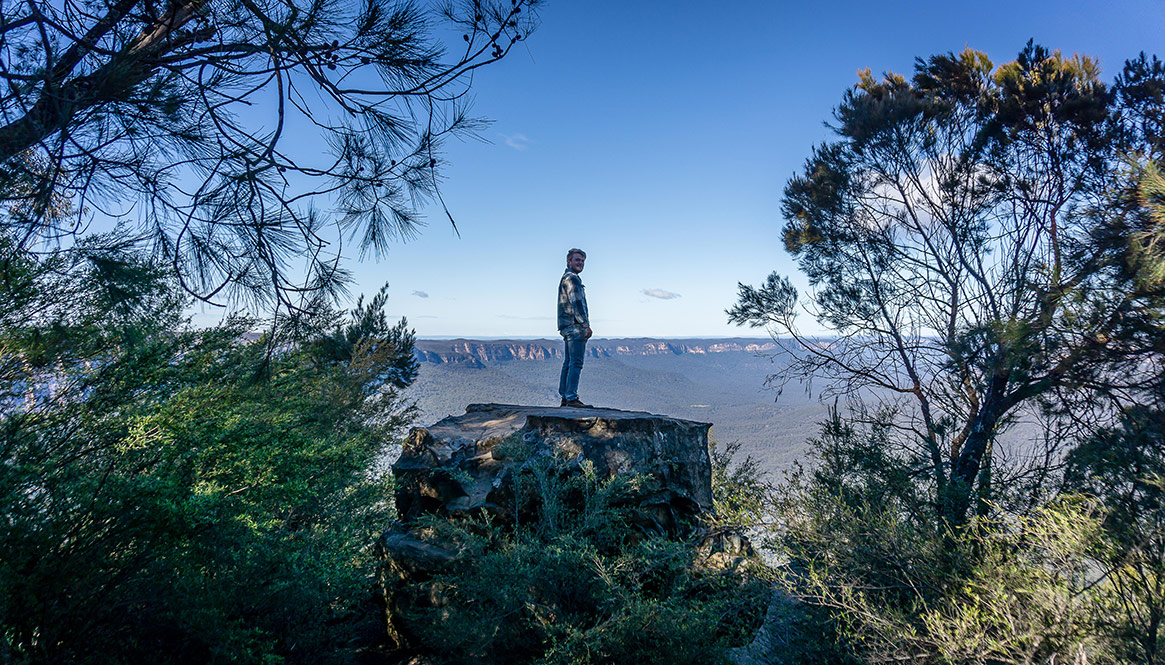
[377,404,758,652]
[391,402,714,532]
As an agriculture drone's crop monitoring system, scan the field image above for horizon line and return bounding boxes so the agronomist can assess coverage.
[415,335,789,341]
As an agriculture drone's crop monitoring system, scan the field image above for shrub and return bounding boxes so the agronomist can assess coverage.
[394,458,772,665]
[0,244,414,664]
[763,413,1128,664]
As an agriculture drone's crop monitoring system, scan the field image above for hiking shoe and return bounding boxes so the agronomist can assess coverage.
[563,399,593,408]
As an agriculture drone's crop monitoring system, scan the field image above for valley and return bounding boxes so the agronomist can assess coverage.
[407,338,827,474]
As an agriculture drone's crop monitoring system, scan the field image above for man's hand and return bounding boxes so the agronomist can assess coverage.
[584,326,593,339]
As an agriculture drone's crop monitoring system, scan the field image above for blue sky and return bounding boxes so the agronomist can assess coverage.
[308,0,1165,338]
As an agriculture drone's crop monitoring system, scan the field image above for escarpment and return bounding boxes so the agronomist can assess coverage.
[412,338,779,366]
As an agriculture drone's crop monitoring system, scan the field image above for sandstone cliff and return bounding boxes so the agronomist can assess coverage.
[413,337,778,367]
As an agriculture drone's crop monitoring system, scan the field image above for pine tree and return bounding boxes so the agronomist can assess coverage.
[0,0,541,311]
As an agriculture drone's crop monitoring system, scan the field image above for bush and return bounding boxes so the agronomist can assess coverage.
[1065,392,1165,665]
[762,412,1135,664]
[394,458,772,665]
[709,437,773,530]
[0,243,415,664]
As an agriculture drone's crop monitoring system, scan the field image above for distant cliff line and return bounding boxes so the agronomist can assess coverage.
[414,338,779,366]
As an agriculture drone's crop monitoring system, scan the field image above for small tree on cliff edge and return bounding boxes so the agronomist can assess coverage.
[729,44,1165,528]
[0,0,541,311]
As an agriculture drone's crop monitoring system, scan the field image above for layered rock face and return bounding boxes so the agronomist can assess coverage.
[412,338,778,366]
[377,404,753,651]
[391,403,714,531]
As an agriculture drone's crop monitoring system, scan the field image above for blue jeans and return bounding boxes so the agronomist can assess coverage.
[558,336,587,401]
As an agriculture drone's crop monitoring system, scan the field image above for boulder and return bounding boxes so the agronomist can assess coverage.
[391,403,714,532]
[377,403,757,653]
[375,527,462,650]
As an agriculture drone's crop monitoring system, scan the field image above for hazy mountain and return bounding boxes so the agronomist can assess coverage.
[412,337,782,365]
[407,338,826,474]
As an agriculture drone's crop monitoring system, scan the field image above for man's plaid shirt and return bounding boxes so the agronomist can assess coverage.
[557,269,589,339]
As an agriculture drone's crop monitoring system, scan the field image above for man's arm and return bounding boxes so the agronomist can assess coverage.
[565,274,592,337]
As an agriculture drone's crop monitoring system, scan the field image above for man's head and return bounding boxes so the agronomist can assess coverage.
[566,248,586,274]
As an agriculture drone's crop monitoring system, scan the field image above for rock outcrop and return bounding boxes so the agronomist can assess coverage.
[377,404,758,652]
[391,403,714,531]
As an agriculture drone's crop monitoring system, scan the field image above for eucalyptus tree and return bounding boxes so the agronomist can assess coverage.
[0,0,541,311]
[730,44,1165,527]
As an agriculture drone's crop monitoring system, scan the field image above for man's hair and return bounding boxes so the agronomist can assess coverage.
[566,248,586,262]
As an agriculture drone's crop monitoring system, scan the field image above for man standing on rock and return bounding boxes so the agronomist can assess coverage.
[558,248,593,408]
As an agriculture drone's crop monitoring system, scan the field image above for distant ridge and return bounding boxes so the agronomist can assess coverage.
[406,337,819,473]
[413,338,779,367]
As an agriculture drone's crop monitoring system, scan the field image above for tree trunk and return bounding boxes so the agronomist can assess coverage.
[942,375,1014,527]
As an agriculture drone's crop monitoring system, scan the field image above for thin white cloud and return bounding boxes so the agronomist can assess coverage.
[412,290,429,298]
[502,132,531,151]
[498,314,553,320]
[643,288,681,300]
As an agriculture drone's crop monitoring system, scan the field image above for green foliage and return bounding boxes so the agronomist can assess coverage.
[1131,161,1165,287]
[0,0,543,310]
[306,283,420,394]
[772,422,1120,664]
[823,499,1113,665]
[730,43,1165,528]
[730,42,1165,665]
[709,437,773,529]
[1114,53,1165,160]
[0,240,416,664]
[396,459,771,665]
[757,375,1165,664]
[1066,389,1165,664]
